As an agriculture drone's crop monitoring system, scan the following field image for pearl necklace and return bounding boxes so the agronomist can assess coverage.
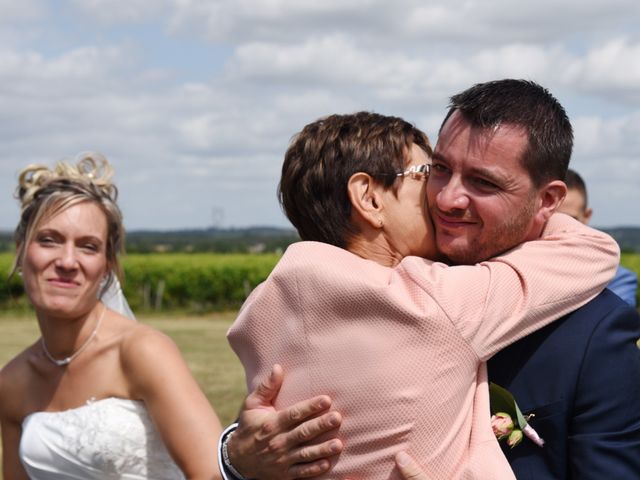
[41,304,106,367]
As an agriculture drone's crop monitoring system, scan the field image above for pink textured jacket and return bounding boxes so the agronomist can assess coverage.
[228,214,619,479]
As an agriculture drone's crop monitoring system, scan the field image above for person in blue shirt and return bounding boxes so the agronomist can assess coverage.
[558,168,637,307]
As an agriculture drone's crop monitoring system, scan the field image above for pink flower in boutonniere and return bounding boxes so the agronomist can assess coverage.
[489,383,545,449]
[491,412,515,439]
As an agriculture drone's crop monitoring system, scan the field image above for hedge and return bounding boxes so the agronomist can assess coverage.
[0,252,280,313]
[2,252,638,313]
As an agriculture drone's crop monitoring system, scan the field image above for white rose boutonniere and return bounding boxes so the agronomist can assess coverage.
[490,382,545,448]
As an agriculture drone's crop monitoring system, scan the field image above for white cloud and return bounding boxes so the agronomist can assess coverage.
[224,35,447,108]
[164,0,640,47]
[568,112,640,227]
[69,0,169,23]
[0,0,45,23]
[564,39,640,97]
[1,46,128,78]
[167,0,384,42]
[574,112,640,159]
[0,0,639,230]
[0,0,47,49]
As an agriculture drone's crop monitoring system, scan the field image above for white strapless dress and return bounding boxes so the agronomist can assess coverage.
[20,397,185,479]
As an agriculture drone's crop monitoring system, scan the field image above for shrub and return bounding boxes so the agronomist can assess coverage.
[0,252,280,313]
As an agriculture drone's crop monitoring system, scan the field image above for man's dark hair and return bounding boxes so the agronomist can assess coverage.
[279,111,431,248]
[441,79,573,186]
[565,168,589,207]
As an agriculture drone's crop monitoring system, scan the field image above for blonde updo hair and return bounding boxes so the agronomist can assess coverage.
[12,152,125,295]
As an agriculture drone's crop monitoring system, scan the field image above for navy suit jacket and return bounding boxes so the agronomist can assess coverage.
[488,289,640,479]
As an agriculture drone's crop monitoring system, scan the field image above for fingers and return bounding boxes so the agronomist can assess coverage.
[395,451,429,480]
[245,364,284,410]
[256,393,334,440]
[286,410,342,447]
[278,395,334,430]
[287,437,343,474]
[268,412,343,478]
[258,403,340,448]
[266,418,343,461]
[288,458,333,478]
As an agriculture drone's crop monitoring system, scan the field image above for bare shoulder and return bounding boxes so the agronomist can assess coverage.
[117,322,199,401]
[119,322,179,359]
[100,308,175,359]
[0,345,38,422]
[1,345,37,391]
[117,321,185,381]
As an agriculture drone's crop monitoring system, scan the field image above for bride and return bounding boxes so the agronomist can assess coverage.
[0,153,222,479]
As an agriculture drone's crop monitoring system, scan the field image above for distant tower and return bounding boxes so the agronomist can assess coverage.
[211,207,224,229]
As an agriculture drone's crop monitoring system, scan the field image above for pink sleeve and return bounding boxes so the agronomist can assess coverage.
[405,213,620,360]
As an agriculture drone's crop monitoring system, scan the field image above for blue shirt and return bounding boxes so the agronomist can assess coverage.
[608,265,638,307]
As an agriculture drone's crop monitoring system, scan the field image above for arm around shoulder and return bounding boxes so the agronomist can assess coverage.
[432,213,621,360]
[494,212,620,310]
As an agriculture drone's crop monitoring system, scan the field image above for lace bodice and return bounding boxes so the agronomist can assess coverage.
[20,397,185,479]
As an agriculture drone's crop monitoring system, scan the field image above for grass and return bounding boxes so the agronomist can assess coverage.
[0,312,248,476]
[146,313,247,423]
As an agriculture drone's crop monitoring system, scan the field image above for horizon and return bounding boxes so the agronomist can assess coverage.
[2,224,640,235]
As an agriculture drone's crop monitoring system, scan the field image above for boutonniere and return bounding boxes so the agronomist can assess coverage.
[489,382,545,448]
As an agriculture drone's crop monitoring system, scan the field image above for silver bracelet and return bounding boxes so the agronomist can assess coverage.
[222,430,249,480]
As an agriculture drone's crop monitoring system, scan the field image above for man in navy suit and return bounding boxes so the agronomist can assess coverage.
[218,80,640,479]
[423,79,640,479]
[488,289,640,479]
[484,165,640,479]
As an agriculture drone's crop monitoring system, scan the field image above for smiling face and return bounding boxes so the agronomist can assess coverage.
[427,111,543,265]
[21,201,109,318]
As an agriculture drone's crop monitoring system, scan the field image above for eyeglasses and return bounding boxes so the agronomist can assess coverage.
[371,164,431,181]
[395,163,430,181]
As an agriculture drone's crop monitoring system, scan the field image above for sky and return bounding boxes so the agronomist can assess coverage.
[0,0,639,231]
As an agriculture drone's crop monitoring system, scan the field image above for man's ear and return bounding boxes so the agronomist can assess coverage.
[347,172,384,229]
[535,180,568,223]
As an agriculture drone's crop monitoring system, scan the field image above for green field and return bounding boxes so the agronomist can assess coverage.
[0,313,247,477]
